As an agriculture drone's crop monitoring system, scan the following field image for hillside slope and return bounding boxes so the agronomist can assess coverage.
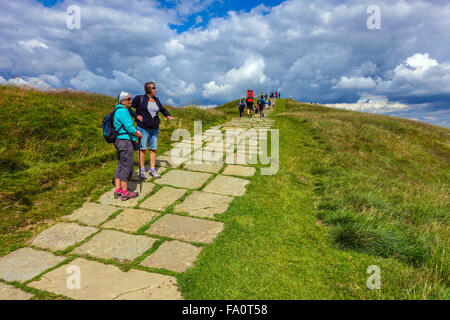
[0,87,448,299]
[178,99,449,299]
[0,86,237,256]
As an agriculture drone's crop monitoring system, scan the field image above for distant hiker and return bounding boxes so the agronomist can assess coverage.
[128,82,173,179]
[279,92,281,98]
[238,98,246,118]
[258,94,266,118]
[246,90,254,118]
[113,92,142,201]
[275,91,278,99]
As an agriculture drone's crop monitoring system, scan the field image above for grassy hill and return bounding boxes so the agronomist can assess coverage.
[0,86,237,256]
[178,99,449,299]
[0,87,448,299]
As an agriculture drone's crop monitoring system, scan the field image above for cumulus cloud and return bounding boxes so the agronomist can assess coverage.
[325,95,409,114]
[202,55,270,99]
[0,76,52,90]
[333,76,377,89]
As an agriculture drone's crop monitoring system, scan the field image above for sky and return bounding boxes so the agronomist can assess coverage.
[1,0,449,128]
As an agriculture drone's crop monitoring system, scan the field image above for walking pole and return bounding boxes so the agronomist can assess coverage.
[138,142,142,194]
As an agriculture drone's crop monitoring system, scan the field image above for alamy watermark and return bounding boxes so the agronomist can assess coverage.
[170,121,279,175]
[66,265,81,290]
[66,5,81,30]
[366,265,381,290]
[366,5,381,30]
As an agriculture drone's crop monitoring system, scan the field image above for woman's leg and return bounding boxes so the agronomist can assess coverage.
[139,150,146,169]
[150,149,157,168]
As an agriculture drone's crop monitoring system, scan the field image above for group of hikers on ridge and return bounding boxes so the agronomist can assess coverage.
[238,89,277,118]
[106,81,173,201]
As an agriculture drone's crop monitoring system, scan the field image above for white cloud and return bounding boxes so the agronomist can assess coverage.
[333,76,377,89]
[202,55,269,99]
[18,39,48,52]
[0,76,52,90]
[325,95,409,114]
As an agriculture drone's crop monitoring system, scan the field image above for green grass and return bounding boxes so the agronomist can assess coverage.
[177,99,449,299]
[1,87,448,299]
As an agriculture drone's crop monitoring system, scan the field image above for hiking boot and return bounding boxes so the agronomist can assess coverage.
[121,190,138,201]
[139,170,147,180]
[114,191,121,199]
[149,169,161,178]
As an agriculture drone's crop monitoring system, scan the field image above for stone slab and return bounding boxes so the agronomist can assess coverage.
[174,191,233,218]
[140,241,202,273]
[140,186,187,211]
[182,162,223,173]
[156,155,185,168]
[98,182,155,208]
[28,258,182,300]
[102,209,160,233]
[222,165,256,177]
[0,282,33,300]
[32,223,98,251]
[146,214,224,243]
[203,175,250,196]
[0,248,65,283]
[225,152,258,165]
[130,167,167,181]
[65,202,120,226]
[73,230,156,262]
[154,170,211,189]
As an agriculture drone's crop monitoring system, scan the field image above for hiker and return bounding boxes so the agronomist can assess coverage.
[238,98,246,118]
[128,82,173,179]
[113,91,143,201]
[246,95,253,118]
[258,94,266,118]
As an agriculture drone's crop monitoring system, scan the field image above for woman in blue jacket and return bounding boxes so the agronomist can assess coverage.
[113,91,142,201]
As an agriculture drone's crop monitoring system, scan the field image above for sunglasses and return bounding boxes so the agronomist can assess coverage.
[124,97,132,101]
[150,87,157,90]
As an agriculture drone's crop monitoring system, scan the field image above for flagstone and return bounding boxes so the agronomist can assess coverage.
[101,209,160,233]
[0,283,33,300]
[203,175,250,196]
[222,165,256,177]
[98,182,155,208]
[64,202,119,226]
[146,214,224,243]
[155,170,211,189]
[201,148,224,163]
[174,191,233,218]
[32,223,98,251]
[0,248,65,283]
[140,186,187,211]
[130,167,167,181]
[225,152,258,165]
[73,230,157,262]
[28,258,182,300]
[156,155,185,168]
[183,162,223,173]
[140,240,202,273]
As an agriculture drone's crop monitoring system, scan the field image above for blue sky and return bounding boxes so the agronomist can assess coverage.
[1,0,450,128]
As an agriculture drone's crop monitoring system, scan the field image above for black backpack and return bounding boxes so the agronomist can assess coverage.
[102,106,125,143]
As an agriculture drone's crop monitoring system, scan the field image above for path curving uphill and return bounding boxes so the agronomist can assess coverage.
[0,100,278,300]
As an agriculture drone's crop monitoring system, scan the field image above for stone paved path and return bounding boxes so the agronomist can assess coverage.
[0,99,277,299]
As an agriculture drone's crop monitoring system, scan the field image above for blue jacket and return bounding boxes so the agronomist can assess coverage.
[113,104,137,141]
